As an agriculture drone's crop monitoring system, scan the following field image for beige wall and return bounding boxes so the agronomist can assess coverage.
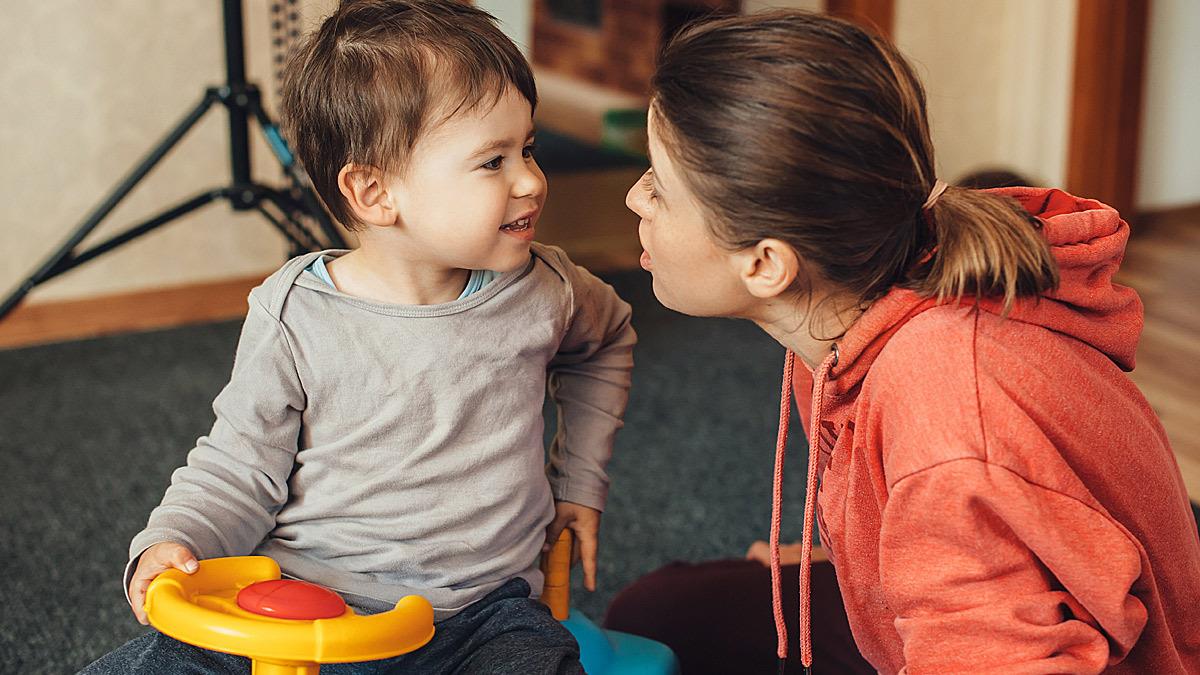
[894,0,1077,188]
[746,0,1078,188]
[1139,0,1200,211]
[744,0,823,12]
[0,1,335,305]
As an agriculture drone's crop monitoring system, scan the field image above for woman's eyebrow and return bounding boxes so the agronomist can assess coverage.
[645,150,665,192]
[647,167,664,194]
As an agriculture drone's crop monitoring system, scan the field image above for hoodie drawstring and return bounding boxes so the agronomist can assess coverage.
[769,350,795,665]
[770,346,838,673]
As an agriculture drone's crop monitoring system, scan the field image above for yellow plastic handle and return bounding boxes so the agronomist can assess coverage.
[145,556,435,665]
[540,529,573,620]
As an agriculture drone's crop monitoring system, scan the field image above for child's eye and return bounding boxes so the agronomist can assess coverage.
[522,142,537,159]
[482,156,503,170]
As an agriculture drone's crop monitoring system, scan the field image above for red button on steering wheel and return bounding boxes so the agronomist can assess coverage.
[236,579,347,620]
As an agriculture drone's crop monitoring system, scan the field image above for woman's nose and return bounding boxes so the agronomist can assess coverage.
[625,179,647,218]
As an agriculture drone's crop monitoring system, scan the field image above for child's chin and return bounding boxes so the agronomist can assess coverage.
[492,250,532,273]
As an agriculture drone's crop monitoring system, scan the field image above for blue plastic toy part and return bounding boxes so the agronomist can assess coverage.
[562,610,680,675]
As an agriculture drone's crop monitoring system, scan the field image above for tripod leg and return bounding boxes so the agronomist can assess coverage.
[0,92,220,321]
[255,203,318,257]
[249,102,347,249]
[258,185,327,253]
[59,190,226,275]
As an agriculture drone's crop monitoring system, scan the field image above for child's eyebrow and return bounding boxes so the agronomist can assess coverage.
[469,127,537,159]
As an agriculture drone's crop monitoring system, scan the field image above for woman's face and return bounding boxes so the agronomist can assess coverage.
[625,114,752,317]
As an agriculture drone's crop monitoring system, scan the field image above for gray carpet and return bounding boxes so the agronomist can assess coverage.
[0,269,814,673]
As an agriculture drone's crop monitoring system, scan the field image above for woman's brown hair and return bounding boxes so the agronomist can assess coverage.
[651,11,1058,313]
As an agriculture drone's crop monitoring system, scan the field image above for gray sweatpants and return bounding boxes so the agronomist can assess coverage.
[79,578,582,675]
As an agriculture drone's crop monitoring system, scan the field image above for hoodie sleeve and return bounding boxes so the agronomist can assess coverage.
[879,457,1149,674]
[127,290,305,569]
[544,249,636,511]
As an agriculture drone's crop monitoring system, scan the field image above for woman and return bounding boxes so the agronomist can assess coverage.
[605,10,1200,675]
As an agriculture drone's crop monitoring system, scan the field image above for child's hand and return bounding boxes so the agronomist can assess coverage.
[127,541,199,625]
[544,501,602,591]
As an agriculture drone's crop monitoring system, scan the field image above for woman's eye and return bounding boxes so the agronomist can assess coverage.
[522,142,537,158]
[482,156,503,170]
[642,171,658,200]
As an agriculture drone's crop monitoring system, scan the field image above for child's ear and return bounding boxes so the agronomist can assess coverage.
[337,164,396,227]
[732,238,802,299]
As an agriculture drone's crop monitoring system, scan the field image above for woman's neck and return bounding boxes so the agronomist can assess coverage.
[749,291,864,369]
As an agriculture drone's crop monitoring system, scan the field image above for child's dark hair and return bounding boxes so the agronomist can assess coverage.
[280,0,537,230]
[652,11,1058,313]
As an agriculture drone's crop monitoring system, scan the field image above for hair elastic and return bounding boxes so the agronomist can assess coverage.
[923,180,948,211]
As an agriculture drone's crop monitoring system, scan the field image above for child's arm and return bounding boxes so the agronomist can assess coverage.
[542,247,636,585]
[123,291,305,610]
[879,458,1147,673]
[544,252,635,511]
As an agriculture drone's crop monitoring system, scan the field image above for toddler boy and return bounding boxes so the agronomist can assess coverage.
[82,2,634,673]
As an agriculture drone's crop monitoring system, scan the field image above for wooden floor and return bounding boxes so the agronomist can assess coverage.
[1118,206,1200,500]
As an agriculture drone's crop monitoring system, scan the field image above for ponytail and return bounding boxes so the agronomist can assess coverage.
[910,187,1059,314]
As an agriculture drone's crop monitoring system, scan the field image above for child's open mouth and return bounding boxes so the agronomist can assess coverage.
[500,216,535,241]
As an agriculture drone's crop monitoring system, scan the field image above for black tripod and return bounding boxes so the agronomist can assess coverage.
[0,0,345,321]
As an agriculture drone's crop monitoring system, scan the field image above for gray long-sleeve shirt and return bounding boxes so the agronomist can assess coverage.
[126,243,635,618]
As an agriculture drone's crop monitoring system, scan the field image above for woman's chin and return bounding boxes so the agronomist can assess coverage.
[652,280,745,319]
[651,279,701,317]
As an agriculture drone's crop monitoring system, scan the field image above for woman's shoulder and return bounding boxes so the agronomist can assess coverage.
[862,301,1137,486]
[869,301,1070,390]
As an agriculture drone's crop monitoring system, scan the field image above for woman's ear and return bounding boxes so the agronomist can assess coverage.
[337,164,396,227]
[733,238,802,299]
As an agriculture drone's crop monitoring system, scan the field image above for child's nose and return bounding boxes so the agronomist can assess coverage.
[512,163,545,199]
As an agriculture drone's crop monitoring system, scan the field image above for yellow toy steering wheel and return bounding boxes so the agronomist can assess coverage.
[144,555,434,674]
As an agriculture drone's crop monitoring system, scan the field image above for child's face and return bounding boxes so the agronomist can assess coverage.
[387,86,546,273]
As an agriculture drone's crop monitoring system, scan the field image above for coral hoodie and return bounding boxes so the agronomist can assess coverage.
[779,188,1200,673]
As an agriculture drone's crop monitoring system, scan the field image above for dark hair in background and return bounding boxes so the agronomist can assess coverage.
[651,11,1058,313]
[956,168,1037,190]
[280,0,537,230]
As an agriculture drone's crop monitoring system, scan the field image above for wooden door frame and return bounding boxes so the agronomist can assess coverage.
[825,0,894,40]
[1066,0,1150,218]
[827,0,1151,217]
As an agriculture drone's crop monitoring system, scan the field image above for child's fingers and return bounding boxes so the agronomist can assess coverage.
[127,543,197,626]
[165,546,199,574]
[576,525,599,592]
[569,534,581,566]
[128,577,151,625]
[543,516,570,554]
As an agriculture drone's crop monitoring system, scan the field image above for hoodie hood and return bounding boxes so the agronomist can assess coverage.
[826,187,1143,396]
